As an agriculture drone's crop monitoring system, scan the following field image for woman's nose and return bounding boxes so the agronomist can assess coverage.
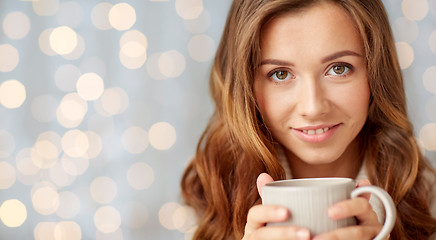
[296,78,329,118]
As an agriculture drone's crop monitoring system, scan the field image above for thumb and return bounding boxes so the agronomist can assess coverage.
[256,173,274,198]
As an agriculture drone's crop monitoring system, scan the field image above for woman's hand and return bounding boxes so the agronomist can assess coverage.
[312,180,383,240]
[242,173,312,240]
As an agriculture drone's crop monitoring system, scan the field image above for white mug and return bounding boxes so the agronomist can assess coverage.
[262,178,396,240]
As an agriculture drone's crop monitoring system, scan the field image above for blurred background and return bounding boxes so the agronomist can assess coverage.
[0,0,434,239]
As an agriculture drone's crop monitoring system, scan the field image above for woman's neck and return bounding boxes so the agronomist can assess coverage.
[285,140,363,179]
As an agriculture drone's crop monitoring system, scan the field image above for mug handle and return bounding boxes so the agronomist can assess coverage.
[351,186,396,240]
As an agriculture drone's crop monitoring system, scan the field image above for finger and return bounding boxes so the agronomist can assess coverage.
[355,179,371,201]
[356,179,371,187]
[256,173,274,197]
[245,205,289,235]
[252,226,311,240]
[313,225,380,240]
[328,197,379,225]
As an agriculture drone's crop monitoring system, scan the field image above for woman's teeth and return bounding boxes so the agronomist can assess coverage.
[302,127,330,135]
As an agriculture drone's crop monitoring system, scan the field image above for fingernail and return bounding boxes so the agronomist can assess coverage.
[296,229,310,240]
[276,207,288,218]
[328,206,341,218]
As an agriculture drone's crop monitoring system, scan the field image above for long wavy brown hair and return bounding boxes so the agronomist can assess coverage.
[181,0,436,239]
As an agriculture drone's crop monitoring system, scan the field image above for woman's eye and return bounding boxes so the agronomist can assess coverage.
[327,64,351,76]
[270,70,293,81]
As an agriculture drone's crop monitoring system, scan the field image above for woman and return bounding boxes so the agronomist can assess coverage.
[181,0,436,239]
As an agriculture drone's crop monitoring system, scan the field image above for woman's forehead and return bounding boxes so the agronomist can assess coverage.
[259,1,364,62]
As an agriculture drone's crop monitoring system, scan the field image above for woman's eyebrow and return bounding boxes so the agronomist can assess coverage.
[260,59,294,66]
[321,50,363,63]
[260,50,363,67]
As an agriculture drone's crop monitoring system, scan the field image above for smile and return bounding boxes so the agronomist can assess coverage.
[292,124,340,143]
[301,127,330,135]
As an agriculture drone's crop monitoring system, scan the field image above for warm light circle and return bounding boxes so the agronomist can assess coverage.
[49,26,78,55]
[0,199,27,227]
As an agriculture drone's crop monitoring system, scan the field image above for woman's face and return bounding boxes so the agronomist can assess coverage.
[254,2,370,166]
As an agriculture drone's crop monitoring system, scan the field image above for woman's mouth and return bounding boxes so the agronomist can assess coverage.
[292,124,340,143]
[301,127,331,135]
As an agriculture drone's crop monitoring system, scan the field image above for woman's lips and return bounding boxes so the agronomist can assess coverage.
[292,124,341,143]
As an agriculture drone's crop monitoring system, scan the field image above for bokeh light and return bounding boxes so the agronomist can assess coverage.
[122,126,148,154]
[31,183,60,215]
[94,206,121,234]
[33,0,60,16]
[119,30,148,69]
[16,148,40,177]
[34,222,56,240]
[119,49,147,69]
[419,123,436,151]
[184,227,197,240]
[91,2,113,30]
[2,11,31,40]
[121,41,145,58]
[39,28,57,56]
[0,44,19,72]
[54,221,82,240]
[173,205,197,232]
[188,34,216,62]
[56,93,88,128]
[0,199,27,227]
[49,162,76,187]
[159,202,181,230]
[423,66,436,94]
[146,53,166,80]
[60,155,89,176]
[62,34,85,60]
[120,30,148,50]
[31,139,59,169]
[0,162,16,189]
[158,50,186,78]
[76,73,105,101]
[95,87,129,116]
[401,0,429,21]
[126,162,154,190]
[395,42,414,69]
[31,143,58,164]
[61,129,89,158]
[56,192,81,219]
[90,176,118,204]
[184,10,211,33]
[49,26,78,55]
[84,131,103,159]
[0,80,26,109]
[175,0,204,20]
[108,3,136,31]
[149,122,177,150]
[121,201,148,229]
